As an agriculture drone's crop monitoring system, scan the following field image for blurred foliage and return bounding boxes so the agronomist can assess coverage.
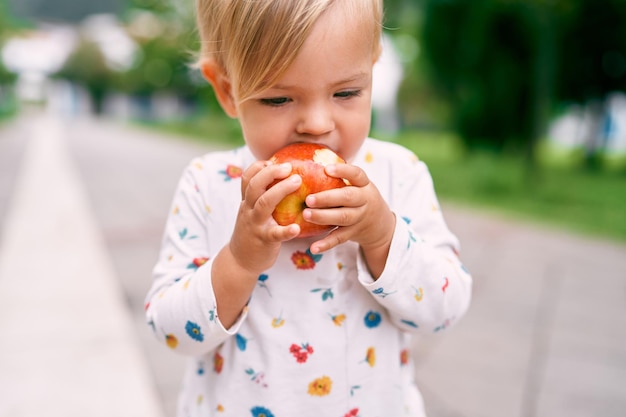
[555,0,626,103]
[394,130,626,242]
[0,0,19,118]
[420,0,553,161]
[419,0,626,169]
[55,37,114,114]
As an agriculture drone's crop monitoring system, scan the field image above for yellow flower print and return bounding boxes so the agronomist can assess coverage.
[165,334,178,349]
[330,313,346,326]
[364,347,376,367]
[413,287,424,302]
[193,162,204,170]
[308,376,333,396]
[337,262,344,270]
[205,204,212,214]
[365,151,374,163]
[271,316,285,328]
[197,395,203,405]
[216,404,225,412]
[173,205,180,215]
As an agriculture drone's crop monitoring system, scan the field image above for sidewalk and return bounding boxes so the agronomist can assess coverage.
[0,115,164,416]
[414,205,626,417]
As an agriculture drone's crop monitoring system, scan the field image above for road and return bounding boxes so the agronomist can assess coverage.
[1,109,625,417]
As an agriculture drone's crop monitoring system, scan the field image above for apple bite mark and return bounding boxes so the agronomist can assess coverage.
[268,143,346,238]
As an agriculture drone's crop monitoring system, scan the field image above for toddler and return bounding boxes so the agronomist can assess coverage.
[145,1,472,416]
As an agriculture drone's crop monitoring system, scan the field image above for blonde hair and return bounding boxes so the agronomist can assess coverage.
[196,0,383,102]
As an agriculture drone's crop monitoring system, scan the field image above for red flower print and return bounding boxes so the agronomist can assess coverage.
[289,343,314,363]
[213,352,224,374]
[400,349,410,366]
[188,257,209,270]
[226,165,243,178]
[220,164,243,181]
[194,257,209,267]
[442,277,449,293]
[291,250,318,270]
[344,408,359,417]
[291,250,315,269]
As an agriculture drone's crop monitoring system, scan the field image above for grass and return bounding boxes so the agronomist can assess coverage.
[147,114,626,244]
[389,130,626,243]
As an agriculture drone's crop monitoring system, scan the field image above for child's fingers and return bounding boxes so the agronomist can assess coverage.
[254,173,302,217]
[325,163,369,187]
[241,160,268,199]
[303,205,362,228]
[305,185,365,210]
[309,227,351,254]
[266,223,301,242]
[242,162,294,207]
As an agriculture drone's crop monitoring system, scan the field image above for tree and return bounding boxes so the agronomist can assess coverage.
[420,0,555,165]
[55,37,114,114]
[114,0,215,114]
[0,0,20,117]
[420,0,626,170]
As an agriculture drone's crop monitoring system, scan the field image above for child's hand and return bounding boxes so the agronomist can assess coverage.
[303,163,395,277]
[229,160,303,275]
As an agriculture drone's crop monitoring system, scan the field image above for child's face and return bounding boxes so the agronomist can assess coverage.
[234,7,377,162]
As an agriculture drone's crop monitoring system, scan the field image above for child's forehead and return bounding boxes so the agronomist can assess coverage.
[228,0,381,100]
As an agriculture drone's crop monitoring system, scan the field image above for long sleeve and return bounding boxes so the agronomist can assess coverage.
[144,149,252,356]
[354,140,472,333]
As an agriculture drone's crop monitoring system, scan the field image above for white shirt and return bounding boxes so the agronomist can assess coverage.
[145,138,472,417]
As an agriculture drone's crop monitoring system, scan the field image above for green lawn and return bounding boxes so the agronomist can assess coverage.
[147,116,626,243]
[390,130,626,243]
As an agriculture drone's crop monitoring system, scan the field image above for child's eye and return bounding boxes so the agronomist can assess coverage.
[260,97,290,106]
[334,90,362,99]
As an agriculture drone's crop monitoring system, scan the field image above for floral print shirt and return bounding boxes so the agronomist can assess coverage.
[145,138,472,417]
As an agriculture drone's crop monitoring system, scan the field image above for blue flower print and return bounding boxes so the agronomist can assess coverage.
[185,320,204,342]
[400,319,419,328]
[364,310,382,328]
[251,406,275,417]
[407,230,417,249]
[178,227,198,240]
[372,287,397,298]
[258,274,272,296]
[236,333,249,351]
[311,287,334,301]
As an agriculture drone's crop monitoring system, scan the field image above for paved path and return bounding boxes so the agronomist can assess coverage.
[0,112,164,417]
[1,110,625,417]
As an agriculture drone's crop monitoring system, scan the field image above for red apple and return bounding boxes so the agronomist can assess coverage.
[269,143,346,238]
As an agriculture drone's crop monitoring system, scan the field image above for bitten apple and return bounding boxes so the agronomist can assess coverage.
[269,142,346,238]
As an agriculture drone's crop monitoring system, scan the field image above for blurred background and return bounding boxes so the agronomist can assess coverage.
[1,0,625,241]
[1,0,625,416]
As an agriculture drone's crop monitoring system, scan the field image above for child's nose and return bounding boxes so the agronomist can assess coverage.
[296,103,335,136]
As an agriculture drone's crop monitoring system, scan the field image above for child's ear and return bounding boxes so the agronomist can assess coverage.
[200,60,237,117]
